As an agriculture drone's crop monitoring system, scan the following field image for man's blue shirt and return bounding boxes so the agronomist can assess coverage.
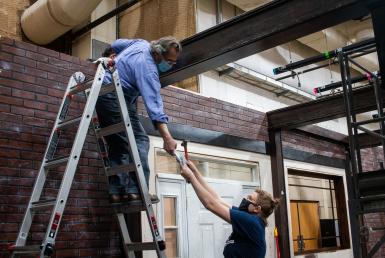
[223,207,266,258]
[103,39,168,124]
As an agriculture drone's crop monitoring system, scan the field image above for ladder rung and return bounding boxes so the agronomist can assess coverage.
[30,199,56,211]
[57,116,82,130]
[106,164,136,176]
[353,116,385,126]
[44,156,69,169]
[69,80,93,94]
[96,123,126,138]
[99,83,115,96]
[126,242,157,251]
[113,204,146,213]
[10,245,41,254]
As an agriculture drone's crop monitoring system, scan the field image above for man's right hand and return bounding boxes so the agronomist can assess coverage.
[163,137,177,155]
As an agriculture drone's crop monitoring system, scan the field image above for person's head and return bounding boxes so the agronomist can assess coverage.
[239,189,280,225]
[102,46,116,59]
[150,36,182,73]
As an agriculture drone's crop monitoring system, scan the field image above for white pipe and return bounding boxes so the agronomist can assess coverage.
[21,0,102,45]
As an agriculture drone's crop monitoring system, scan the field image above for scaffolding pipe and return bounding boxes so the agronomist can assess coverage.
[313,73,372,94]
[273,38,376,75]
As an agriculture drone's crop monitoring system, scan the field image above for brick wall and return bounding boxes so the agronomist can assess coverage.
[1,37,384,257]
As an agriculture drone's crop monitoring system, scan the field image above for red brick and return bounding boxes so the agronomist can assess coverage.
[10,106,34,117]
[26,50,48,62]
[0,61,24,73]
[0,95,23,106]
[24,100,47,110]
[1,44,25,56]
[13,71,35,83]
[48,87,65,98]
[0,85,11,95]
[38,46,60,58]
[24,66,48,78]
[13,55,36,67]
[23,116,47,127]
[0,112,22,123]
[0,103,10,112]
[12,88,35,100]
[22,82,48,94]
[15,41,38,52]
[0,51,13,62]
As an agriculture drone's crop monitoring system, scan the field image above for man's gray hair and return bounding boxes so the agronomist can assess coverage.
[150,36,182,54]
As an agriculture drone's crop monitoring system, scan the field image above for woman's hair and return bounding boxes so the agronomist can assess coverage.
[255,189,280,225]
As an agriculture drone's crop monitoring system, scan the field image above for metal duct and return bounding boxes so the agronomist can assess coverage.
[21,0,103,45]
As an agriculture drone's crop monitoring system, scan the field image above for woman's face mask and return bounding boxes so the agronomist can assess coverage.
[238,198,255,212]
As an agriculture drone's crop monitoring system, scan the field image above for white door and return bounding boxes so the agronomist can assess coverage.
[186,179,257,258]
[157,177,188,258]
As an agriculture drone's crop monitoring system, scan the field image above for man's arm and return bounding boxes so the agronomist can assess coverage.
[156,122,177,154]
[181,164,231,223]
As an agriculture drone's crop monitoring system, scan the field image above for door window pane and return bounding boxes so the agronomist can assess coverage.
[163,196,178,258]
[155,149,259,183]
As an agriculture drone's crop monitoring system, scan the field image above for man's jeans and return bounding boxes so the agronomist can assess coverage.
[95,91,150,195]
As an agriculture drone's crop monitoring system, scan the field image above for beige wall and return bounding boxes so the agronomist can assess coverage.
[0,1,30,40]
[119,0,198,91]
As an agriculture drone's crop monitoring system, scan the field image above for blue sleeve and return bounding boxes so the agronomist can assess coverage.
[133,54,168,125]
[112,39,132,55]
[230,208,264,243]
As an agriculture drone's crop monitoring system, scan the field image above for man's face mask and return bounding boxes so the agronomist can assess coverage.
[157,59,173,73]
[239,198,255,212]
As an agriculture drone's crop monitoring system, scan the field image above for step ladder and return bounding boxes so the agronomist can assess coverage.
[9,60,166,258]
[338,41,385,258]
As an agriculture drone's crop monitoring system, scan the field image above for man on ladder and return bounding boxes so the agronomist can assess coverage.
[95,36,182,204]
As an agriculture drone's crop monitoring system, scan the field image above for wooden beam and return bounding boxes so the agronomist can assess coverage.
[268,86,385,129]
[160,0,368,86]
[295,125,348,146]
[354,129,383,148]
[269,129,290,258]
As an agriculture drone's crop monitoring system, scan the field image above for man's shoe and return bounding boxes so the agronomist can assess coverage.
[109,194,121,203]
[123,193,160,203]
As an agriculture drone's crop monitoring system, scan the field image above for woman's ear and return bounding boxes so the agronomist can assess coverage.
[253,205,262,214]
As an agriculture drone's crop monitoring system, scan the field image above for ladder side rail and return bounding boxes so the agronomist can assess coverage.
[15,75,79,247]
[372,77,385,160]
[39,65,106,255]
[111,70,166,258]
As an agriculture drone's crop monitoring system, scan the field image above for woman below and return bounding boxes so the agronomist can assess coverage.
[180,160,279,258]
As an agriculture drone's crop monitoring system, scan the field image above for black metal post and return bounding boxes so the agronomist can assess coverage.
[269,129,291,258]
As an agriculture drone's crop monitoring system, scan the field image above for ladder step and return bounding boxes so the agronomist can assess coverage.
[69,80,93,94]
[96,123,126,138]
[30,199,56,211]
[44,156,69,169]
[99,83,115,96]
[9,244,41,254]
[126,242,157,251]
[106,164,136,176]
[57,116,82,130]
[113,203,146,213]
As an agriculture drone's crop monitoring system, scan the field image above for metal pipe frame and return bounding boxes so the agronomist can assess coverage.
[273,38,375,75]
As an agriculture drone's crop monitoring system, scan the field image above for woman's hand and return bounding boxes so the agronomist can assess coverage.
[180,164,194,181]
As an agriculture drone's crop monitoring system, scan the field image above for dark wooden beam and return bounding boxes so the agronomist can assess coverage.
[295,125,348,146]
[267,86,385,129]
[160,0,368,86]
[354,129,382,148]
[269,129,290,258]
